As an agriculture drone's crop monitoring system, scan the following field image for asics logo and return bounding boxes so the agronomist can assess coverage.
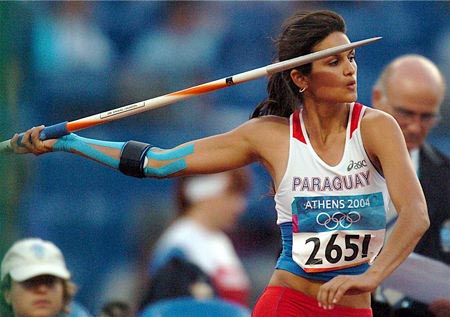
[316,211,361,230]
[347,159,367,171]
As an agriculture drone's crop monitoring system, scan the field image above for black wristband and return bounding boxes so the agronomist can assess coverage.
[119,140,152,178]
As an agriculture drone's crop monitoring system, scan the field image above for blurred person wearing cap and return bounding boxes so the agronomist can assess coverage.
[139,168,251,310]
[0,238,76,317]
[372,55,449,317]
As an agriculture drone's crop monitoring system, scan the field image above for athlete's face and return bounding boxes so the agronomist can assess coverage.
[5,275,64,317]
[295,32,358,104]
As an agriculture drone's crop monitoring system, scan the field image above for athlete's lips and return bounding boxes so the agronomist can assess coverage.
[346,80,357,90]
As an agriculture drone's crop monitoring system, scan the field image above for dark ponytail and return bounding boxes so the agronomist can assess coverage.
[251,10,346,119]
[251,71,300,118]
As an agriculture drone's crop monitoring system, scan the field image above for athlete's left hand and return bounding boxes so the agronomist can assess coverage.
[316,274,376,310]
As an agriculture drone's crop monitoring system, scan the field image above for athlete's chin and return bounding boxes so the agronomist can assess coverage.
[340,97,357,104]
[338,91,357,103]
[347,92,358,102]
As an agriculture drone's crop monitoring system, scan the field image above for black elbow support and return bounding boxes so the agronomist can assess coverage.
[119,140,152,178]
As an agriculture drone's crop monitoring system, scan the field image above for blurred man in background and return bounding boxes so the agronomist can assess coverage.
[372,54,449,317]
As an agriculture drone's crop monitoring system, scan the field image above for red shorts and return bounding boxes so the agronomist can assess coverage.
[252,286,373,317]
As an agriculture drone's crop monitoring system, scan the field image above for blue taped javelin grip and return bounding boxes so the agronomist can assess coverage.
[17,121,69,146]
[39,121,69,140]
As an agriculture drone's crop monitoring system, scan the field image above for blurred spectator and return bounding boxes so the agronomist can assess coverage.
[371,55,449,317]
[140,169,252,308]
[0,238,85,317]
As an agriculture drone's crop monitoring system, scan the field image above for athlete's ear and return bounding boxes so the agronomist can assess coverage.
[290,69,308,89]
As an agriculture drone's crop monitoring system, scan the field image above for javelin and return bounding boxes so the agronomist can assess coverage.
[0,37,381,154]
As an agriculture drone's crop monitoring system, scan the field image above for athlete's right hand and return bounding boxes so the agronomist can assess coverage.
[12,125,56,156]
[317,273,376,310]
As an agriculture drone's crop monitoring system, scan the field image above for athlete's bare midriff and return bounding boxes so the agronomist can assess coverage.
[268,269,371,309]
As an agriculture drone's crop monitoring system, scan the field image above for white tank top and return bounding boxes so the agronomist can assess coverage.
[275,103,390,275]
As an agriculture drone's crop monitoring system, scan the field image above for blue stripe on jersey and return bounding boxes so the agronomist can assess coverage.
[275,222,369,281]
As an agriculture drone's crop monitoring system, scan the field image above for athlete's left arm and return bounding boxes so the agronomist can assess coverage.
[361,109,429,281]
[316,108,430,309]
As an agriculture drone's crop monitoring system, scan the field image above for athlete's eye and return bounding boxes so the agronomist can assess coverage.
[348,51,356,63]
[329,59,339,66]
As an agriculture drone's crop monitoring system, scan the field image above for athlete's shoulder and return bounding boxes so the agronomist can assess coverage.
[359,105,406,159]
[360,106,399,131]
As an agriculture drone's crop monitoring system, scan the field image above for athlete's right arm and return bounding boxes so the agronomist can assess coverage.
[11,120,271,179]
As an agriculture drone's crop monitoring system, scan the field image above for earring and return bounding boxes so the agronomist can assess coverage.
[299,87,307,93]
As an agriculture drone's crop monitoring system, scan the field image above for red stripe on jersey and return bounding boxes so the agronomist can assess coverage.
[292,110,306,144]
[350,103,363,139]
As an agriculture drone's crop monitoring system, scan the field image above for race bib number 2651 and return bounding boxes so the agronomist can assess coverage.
[292,193,386,273]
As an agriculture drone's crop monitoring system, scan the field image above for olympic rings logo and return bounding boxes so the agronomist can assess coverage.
[316,211,361,230]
